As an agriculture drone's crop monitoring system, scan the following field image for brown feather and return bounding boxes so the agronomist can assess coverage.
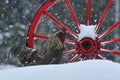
[8,30,65,66]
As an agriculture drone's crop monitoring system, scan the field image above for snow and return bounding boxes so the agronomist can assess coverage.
[9,25,13,28]
[0,60,120,80]
[78,24,97,41]
[1,14,4,18]
[4,32,11,37]
[0,33,3,41]
[0,65,16,70]
[5,0,9,4]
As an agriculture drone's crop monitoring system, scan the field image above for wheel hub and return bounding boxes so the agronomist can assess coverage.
[78,38,97,56]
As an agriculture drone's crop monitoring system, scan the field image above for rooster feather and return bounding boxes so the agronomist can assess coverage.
[8,30,65,66]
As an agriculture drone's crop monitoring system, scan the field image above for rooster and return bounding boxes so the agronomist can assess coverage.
[8,30,65,66]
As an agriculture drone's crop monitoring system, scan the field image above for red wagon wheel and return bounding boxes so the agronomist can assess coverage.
[27,0,120,63]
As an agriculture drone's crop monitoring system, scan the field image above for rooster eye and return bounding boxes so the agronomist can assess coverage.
[59,32,63,35]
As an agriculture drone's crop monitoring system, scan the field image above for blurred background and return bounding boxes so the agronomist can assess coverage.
[0,0,120,64]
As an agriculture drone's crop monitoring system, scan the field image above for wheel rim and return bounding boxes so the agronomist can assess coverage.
[27,0,120,63]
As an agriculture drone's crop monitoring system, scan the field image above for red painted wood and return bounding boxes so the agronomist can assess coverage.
[64,39,76,45]
[64,48,77,54]
[97,53,106,59]
[65,0,80,32]
[86,0,91,26]
[98,21,120,40]
[67,54,80,63]
[101,48,120,55]
[45,11,78,39]
[101,38,120,44]
[27,0,58,48]
[95,0,114,33]
[33,34,49,40]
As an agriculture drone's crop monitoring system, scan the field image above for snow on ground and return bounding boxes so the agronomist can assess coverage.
[78,24,97,41]
[0,64,16,70]
[0,60,120,80]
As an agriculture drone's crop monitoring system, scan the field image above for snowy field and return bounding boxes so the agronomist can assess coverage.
[0,60,120,80]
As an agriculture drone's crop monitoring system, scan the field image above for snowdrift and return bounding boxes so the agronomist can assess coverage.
[0,60,120,80]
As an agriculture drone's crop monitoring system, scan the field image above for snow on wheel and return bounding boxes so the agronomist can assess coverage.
[27,0,120,63]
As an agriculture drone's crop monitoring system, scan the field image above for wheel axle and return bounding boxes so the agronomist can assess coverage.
[77,38,98,56]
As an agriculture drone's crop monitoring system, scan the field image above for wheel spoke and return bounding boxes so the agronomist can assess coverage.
[45,11,78,39]
[67,53,80,63]
[79,55,86,60]
[98,21,120,40]
[33,34,49,40]
[100,48,120,56]
[86,0,91,26]
[95,0,114,33]
[97,53,106,59]
[64,48,77,54]
[101,38,120,44]
[28,0,58,34]
[34,34,77,45]
[64,39,76,45]
[91,53,97,59]
[65,0,80,31]
[27,0,58,48]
